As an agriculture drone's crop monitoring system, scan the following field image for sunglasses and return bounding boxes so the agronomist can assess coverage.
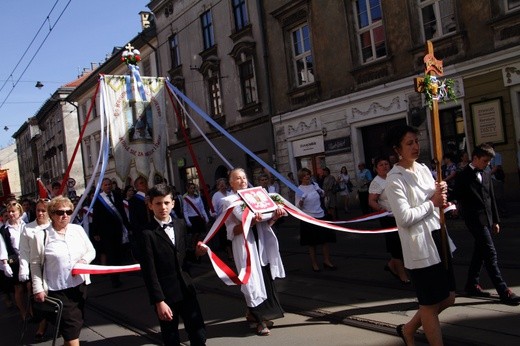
[53,209,73,216]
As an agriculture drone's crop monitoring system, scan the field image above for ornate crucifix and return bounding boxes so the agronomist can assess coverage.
[414,40,449,267]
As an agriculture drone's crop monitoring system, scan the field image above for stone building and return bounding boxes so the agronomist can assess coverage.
[12,79,86,199]
[147,0,276,192]
[262,0,520,199]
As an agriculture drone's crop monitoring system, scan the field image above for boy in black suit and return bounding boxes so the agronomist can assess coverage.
[455,144,520,306]
[140,184,207,345]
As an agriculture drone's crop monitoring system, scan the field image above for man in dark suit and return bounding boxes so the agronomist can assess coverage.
[140,184,206,346]
[455,144,520,306]
[91,177,130,288]
[128,176,151,262]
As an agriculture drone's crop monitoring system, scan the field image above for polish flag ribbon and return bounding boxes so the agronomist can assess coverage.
[72,263,141,275]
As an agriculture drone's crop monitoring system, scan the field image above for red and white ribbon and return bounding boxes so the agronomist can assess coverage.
[72,263,141,275]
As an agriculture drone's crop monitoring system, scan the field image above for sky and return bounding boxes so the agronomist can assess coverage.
[0,0,149,149]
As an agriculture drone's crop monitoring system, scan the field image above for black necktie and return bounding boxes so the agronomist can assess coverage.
[107,193,115,204]
[162,222,174,229]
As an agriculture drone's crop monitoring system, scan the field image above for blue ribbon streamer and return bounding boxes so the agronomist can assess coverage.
[166,80,303,196]
[129,65,147,101]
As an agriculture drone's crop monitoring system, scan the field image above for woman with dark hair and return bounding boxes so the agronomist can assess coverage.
[385,125,455,346]
[30,196,95,346]
[368,157,409,284]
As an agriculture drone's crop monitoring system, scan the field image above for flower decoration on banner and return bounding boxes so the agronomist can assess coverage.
[121,44,141,65]
[420,74,457,109]
[270,194,285,206]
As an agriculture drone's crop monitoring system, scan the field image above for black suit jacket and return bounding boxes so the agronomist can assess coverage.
[455,165,499,228]
[91,193,129,246]
[128,194,152,232]
[139,218,193,305]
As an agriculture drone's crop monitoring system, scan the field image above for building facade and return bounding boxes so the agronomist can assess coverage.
[263,0,520,198]
[13,81,85,199]
[147,0,276,192]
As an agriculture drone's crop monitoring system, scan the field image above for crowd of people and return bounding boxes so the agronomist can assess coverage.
[1,127,519,345]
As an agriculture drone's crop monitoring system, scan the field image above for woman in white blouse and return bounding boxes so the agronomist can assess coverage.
[30,196,95,346]
[0,201,27,320]
[295,168,337,272]
[19,198,51,339]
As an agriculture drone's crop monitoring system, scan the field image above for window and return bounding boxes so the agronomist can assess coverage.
[291,24,314,86]
[232,0,249,31]
[208,74,223,118]
[169,34,181,68]
[239,59,257,105]
[185,166,200,188]
[505,0,520,12]
[86,141,93,167]
[354,0,386,63]
[201,10,215,50]
[81,103,88,124]
[418,0,456,40]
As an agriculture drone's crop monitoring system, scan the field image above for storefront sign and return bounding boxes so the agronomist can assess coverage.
[324,137,351,154]
[470,98,505,145]
[292,136,324,157]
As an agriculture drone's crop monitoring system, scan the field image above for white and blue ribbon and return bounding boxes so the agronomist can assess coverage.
[166,81,303,196]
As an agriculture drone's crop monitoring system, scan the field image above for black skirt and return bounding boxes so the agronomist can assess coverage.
[379,216,403,260]
[408,230,456,305]
[300,215,336,246]
[49,283,87,341]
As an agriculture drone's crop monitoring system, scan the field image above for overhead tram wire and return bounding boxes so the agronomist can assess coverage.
[0,0,61,94]
[0,0,72,111]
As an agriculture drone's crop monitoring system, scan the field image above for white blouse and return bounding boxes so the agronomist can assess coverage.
[44,224,95,291]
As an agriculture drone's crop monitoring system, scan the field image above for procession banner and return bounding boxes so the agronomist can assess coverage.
[102,75,167,182]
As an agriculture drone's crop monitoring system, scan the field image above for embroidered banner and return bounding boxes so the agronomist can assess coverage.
[101,75,167,182]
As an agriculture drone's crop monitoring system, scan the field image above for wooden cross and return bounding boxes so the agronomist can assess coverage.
[414,41,449,268]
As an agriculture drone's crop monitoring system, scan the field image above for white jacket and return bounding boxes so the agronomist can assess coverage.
[386,162,441,269]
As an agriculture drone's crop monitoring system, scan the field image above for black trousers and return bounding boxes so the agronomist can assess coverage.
[466,223,508,296]
[158,294,206,346]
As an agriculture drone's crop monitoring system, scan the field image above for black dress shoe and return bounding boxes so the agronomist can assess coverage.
[500,289,520,306]
[323,263,337,270]
[465,284,491,298]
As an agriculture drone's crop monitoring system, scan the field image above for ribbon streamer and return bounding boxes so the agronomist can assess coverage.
[166,81,303,197]
[72,263,141,275]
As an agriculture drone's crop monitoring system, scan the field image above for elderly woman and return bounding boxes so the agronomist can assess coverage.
[30,196,95,346]
[223,168,286,336]
[385,125,455,346]
[295,168,337,272]
[0,201,27,320]
[19,198,51,339]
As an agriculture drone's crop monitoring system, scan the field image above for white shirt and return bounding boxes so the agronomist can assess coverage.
[2,221,24,257]
[295,184,325,218]
[368,175,391,211]
[44,224,96,291]
[183,195,209,222]
[155,216,175,245]
[211,190,230,217]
